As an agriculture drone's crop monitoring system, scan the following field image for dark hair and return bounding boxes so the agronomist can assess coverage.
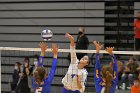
[15,62,21,72]
[134,78,139,81]
[16,62,21,66]
[137,12,140,14]
[33,55,39,61]
[79,55,89,68]
[24,57,30,67]
[33,67,46,84]
[101,66,113,93]
[24,57,30,61]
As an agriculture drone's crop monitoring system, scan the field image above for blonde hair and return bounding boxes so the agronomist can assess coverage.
[33,67,46,84]
[101,66,113,93]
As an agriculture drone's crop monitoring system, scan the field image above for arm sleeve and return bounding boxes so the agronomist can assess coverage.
[70,45,78,64]
[38,56,44,67]
[47,58,57,83]
[110,55,118,82]
[94,53,101,80]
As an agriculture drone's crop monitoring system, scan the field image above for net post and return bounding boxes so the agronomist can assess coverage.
[0,50,1,92]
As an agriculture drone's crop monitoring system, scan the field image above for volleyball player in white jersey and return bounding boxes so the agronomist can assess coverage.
[62,33,89,93]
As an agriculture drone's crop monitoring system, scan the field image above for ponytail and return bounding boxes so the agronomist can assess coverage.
[101,66,113,93]
[104,71,113,93]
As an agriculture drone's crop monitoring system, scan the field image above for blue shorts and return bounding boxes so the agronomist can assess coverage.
[62,87,80,93]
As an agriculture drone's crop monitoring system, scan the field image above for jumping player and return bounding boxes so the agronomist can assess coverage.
[62,33,89,93]
[93,41,118,93]
[32,42,58,93]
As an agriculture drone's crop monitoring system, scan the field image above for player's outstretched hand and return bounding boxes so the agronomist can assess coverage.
[39,42,47,53]
[65,33,74,46]
[93,41,103,53]
[105,47,114,55]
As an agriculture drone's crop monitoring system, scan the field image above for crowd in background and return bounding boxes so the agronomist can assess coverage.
[10,55,39,93]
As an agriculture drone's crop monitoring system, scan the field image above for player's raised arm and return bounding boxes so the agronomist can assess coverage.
[47,43,58,83]
[65,33,75,47]
[105,47,118,81]
[93,41,103,80]
[65,33,78,64]
[38,42,47,67]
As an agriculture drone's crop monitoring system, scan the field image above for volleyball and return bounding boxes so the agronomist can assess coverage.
[41,29,53,41]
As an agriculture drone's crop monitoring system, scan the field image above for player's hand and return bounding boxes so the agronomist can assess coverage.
[93,41,103,53]
[65,33,73,39]
[65,33,74,46]
[105,47,114,55]
[39,42,47,53]
[51,43,58,58]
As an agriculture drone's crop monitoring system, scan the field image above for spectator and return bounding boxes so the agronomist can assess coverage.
[11,62,21,91]
[130,78,140,93]
[15,57,31,93]
[27,55,39,92]
[134,12,140,51]
[32,55,39,71]
[120,57,139,89]
[76,27,89,60]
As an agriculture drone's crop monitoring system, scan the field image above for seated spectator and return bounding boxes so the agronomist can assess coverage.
[11,62,21,91]
[130,78,140,93]
[120,57,139,89]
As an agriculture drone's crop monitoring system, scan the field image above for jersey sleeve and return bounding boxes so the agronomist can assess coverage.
[110,55,118,83]
[47,58,57,83]
[38,56,44,67]
[70,45,79,64]
[94,53,101,81]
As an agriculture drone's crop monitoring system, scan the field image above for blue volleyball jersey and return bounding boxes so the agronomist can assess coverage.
[32,56,57,93]
[94,53,118,93]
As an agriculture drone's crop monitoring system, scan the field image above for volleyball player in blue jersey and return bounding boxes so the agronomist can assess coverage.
[32,42,58,93]
[93,41,118,93]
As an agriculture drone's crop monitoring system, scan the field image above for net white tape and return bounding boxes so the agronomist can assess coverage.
[0,47,140,55]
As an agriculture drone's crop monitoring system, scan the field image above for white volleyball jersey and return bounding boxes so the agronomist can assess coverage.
[62,46,88,92]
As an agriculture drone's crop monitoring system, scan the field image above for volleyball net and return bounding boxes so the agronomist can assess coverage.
[0,47,140,93]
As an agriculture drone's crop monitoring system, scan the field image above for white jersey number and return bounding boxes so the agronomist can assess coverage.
[35,87,43,93]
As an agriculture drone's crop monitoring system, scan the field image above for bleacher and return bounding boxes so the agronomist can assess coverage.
[0,0,104,92]
[0,0,140,93]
